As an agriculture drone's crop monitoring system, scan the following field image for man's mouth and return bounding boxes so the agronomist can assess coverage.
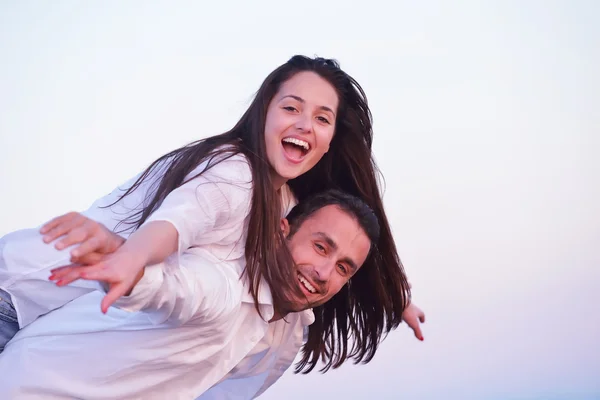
[282,137,310,162]
[297,272,317,294]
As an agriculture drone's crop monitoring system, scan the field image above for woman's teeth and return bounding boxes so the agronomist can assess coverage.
[282,137,310,151]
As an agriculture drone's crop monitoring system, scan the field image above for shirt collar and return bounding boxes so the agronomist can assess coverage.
[240,277,274,306]
[299,309,315,326]
[239,278,315,326]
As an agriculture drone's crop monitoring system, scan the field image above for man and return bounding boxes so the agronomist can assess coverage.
[0,190,424,398]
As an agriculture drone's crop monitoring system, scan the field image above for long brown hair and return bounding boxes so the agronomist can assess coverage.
[110,55,385,318]
[288,59,411,373]
[111,55,410,368]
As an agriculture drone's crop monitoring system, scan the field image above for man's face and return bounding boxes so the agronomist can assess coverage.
[283,204,371,312]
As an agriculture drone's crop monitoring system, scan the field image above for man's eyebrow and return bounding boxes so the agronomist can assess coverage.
[313,232,337,250]
[279,95,336,117]
[313,232,358,272]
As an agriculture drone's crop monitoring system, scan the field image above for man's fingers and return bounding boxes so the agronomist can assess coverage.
[43,221,79,245]
[54,227,90,250]
[42,215,83,245]
[69,236,101,259]
[40,213,73,235]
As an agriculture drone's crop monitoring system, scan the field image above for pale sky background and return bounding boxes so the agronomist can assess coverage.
[1,1,599,399]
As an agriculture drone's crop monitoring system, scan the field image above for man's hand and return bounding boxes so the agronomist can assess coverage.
[40,212,125,264]
[402,302,426,341]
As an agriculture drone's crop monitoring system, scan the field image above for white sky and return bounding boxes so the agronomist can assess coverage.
[1,1,598,399]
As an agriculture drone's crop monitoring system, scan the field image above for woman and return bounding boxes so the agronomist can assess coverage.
[0,55,418,386]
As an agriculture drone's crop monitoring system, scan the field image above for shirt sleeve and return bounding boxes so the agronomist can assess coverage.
[113,248,243,326]
[143,152,253,254]
[110,152,252,323]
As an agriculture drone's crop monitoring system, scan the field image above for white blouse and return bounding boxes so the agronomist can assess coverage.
[0,150,313,399]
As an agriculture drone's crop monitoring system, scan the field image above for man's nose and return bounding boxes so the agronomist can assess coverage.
[312,259,334,283]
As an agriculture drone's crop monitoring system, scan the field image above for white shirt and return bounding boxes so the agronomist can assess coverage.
[0,150,253,327]
[199,310,313,400]
[0,150,313,399]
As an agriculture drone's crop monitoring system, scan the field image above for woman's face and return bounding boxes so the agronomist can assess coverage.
[264,71,339,188]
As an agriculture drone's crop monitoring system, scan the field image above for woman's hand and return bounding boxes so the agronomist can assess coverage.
[49,248,146,313]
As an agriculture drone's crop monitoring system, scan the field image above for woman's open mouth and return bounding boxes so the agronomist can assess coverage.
[282,137,310,163]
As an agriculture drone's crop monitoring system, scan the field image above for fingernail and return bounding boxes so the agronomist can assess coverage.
[48,275,55,280]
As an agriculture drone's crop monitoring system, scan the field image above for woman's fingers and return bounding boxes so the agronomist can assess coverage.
[101,282,131,313]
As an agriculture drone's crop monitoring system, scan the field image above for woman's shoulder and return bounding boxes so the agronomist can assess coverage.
[188,146,253,184]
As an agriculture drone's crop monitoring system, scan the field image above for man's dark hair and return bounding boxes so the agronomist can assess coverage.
[286,190,405,374]
[286,189,380,249]
[285,189,401,373]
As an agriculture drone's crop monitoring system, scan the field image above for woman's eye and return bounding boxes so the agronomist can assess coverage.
[317,116,331,125]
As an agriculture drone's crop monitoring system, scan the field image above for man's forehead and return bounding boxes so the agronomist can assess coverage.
[299,205,371,268]
[302,206,366,244]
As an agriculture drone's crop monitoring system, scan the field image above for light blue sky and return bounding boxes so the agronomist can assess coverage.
[1,1,598,399]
